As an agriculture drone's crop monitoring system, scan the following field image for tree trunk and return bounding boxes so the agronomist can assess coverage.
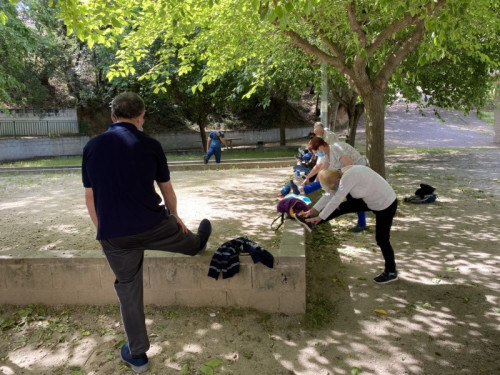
[196,92,209,152]
[345,98,357,146]
[280,95,287,146]
[346,103,365,146]
[363,91,386,177]
[199,123,207,153]
[494,81,500,144]
[328,100,339,131]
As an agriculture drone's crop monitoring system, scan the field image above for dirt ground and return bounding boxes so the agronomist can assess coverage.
[1,105,500,374]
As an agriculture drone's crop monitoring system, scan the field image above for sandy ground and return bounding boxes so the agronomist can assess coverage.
[1,104,500,375]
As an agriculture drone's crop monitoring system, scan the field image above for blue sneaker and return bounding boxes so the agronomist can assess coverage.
[373,271,398,284]
[121,343,149,373]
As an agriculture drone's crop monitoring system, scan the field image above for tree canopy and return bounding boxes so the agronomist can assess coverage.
[54,0,499,175]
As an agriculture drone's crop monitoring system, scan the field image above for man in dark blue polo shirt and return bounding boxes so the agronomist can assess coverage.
[82,92,211,373]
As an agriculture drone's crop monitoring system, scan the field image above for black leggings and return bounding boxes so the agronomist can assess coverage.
[322,196,398,273]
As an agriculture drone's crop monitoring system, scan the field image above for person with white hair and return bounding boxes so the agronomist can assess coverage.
[313,121,339,145]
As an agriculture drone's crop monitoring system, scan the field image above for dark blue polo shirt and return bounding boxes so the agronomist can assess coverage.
[82,122,170,240]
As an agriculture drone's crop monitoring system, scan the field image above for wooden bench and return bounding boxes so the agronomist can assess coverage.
[224,137,241,150]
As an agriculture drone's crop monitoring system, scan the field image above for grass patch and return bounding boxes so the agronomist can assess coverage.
[385,147,462,155]
[303,199,343,329]
[0,149,295,168]
[477,110,494,127]
[0,157,83,168]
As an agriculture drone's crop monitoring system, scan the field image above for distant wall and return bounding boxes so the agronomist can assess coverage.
[0,127,311,161]
[0,137,90,161]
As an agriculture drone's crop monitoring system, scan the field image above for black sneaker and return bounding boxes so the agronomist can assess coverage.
[294,214,315,232]
[203,156,208,164]
[290,180,300,195]
[197,218,212,253]
[121,343,149,373]
[373,271,398,284]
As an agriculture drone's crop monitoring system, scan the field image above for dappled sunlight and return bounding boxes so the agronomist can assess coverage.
[1,150,500,373]
[6,337,98,370]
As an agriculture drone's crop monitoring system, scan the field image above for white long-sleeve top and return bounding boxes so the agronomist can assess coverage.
[314,165,397,220]
[317,142,366,169]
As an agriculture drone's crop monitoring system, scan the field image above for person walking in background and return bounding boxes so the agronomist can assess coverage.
[82,92,212,373]
[302,166,398,284]
[204,122,226,164]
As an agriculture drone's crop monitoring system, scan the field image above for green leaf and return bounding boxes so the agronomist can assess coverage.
[351,367,362,375]
[0,318,15,330]
[205,358,223,367]
[0,12,7,25]
[200,365,214,375]
[179,364,190,375]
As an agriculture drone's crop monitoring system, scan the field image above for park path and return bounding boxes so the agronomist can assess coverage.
[353,100,500,198]
[356,100,496,148]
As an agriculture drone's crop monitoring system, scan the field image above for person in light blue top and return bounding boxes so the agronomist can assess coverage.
[203,122,226,164]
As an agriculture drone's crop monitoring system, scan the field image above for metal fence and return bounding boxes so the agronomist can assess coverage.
[0,120,80,137]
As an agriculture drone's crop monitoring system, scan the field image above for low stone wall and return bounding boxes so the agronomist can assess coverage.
[0,136,90,161]
[0,220,306,314]
[0,127,311,161]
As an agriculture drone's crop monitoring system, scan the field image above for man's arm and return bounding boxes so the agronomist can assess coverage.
[84,187,98,228]
[157,180,188,233]
[218,131,227,146]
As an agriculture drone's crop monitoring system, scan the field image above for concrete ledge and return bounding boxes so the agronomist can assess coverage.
[0,219,305,314]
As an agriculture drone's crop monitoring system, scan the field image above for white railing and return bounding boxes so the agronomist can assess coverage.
[0,120,79,137]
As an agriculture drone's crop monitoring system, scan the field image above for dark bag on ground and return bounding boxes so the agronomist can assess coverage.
[271,197,309,231]
[404,183,437,203]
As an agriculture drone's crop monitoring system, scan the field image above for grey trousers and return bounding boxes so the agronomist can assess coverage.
[100,215,201,356]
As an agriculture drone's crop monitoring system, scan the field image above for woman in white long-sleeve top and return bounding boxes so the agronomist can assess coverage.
[302,165,399,284]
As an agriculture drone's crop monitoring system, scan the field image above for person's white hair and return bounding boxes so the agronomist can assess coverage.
[314,121,324,130]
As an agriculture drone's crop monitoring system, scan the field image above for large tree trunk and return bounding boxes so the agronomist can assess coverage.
[363,91,386,177]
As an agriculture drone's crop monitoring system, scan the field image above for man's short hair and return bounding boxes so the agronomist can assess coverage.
[215,122,221,128]
[111,92,145,119]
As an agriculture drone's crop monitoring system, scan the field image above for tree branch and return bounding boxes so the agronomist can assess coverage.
[374,21,426,89]
[371,0,448,90]
[284,29,350,75]
[347,0,366,48]
[366,0,447,58]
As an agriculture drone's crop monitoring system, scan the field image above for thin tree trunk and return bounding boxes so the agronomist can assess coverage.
[347,103,365,146]
[363,91,386,177]
[199,123,207,153]
[280,95,287,146]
